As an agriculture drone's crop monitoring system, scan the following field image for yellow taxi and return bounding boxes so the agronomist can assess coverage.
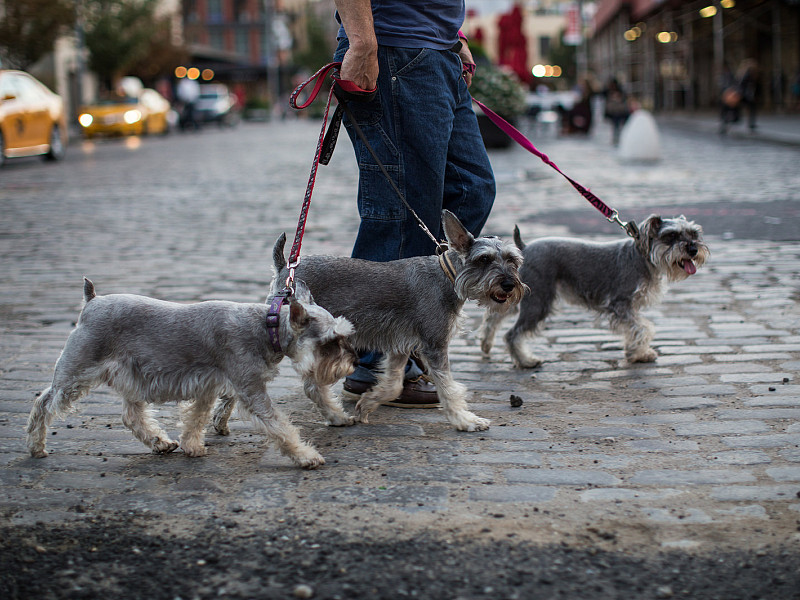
[79,88,172,138]
[0,70,68,167]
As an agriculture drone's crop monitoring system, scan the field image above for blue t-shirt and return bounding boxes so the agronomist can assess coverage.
[337,1,465,50]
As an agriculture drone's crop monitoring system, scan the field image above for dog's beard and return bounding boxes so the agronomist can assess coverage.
[651,241,708,282]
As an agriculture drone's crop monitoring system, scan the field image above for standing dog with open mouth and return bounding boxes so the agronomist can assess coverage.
[479,214,709,367]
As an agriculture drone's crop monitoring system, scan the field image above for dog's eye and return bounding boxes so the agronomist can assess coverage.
[475,255,493,266]
[661,232,679,243]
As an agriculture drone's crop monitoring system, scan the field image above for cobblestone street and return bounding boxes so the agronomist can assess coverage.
[1,115,799,598]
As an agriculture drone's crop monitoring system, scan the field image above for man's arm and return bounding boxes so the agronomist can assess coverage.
[334,0,379,90]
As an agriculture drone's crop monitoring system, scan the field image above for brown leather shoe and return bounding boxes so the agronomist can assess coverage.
[342,374,439,408]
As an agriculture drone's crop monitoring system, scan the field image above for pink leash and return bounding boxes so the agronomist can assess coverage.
[471,98,639,239]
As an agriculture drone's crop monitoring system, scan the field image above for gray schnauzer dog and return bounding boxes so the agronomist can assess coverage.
[26,277,357,469]
[479,215,709,367]
[213,210,526,433]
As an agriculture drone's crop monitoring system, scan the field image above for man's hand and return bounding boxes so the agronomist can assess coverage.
[459,44,476,88]
[340,42,379,91]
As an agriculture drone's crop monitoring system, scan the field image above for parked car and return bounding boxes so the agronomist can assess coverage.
[79,88,172,138]
[0,70,67,167]
[194,84,240,126]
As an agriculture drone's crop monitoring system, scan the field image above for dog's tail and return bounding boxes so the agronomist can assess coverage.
[513,225,526,251]
[273,233,287,273]
[82,277,96,304]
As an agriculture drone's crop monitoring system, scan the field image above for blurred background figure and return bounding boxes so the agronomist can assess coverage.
[603,78,630,145]
[560,77,595,136]
[737,59,760,131]
[719,63,741,135]
[176,76,200,131]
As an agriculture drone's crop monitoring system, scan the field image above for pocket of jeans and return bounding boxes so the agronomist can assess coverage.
[389,48,429,77]
[358,162,404,221]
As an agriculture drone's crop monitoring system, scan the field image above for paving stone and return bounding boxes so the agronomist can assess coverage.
[714,505,769,519]
[744,396,800,407]
[642,507,713,524]
[765,467,800,482]
[716,408,800,420]
[428,451,542,466]
[643,397,722,410]
[673,421,770,436]
[659,384,738,396]
[579,488,685,502]
[568,426,659,439]
[630,470,756,485]
[710,485,800,502]
[308,485,449,509]
[504,468,621,486]
[468,485,556,503]
[626,440,701,452]
[386,465,494,483]
[721,434,800,448]
[710,451,772,465]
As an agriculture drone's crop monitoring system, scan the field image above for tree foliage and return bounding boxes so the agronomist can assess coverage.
[292,10,335,75]
[82,0,162,89]
[0,0,75,69]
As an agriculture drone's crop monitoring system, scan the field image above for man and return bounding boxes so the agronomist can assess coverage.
[334,0,496,407]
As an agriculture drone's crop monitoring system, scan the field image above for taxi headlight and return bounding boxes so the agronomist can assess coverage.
[78,113,93,127]
[124,110,142,125]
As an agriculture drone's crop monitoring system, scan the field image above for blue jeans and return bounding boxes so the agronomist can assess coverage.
[334,40,496,261]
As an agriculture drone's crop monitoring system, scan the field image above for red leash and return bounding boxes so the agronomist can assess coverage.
[471,98,639,239]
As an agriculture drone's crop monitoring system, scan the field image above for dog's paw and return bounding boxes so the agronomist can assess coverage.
[327,413,356,427]
[153,438,179,454]
[295,448,325,469]
[628,348,658,363]
[513,355,542,369]
[212,422,230,436]
[180,444,207,457]
[451,411,491,432]
[30,448,48,459]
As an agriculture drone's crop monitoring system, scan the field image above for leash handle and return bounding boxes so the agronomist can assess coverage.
[286,63,379,269]
[471,98,638,238]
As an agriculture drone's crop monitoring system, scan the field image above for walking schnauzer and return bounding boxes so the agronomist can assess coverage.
[479,215,709,367]
[26,278,357,469]
[213,210,526,433]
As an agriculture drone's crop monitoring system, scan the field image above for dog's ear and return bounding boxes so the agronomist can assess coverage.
[639,215,663,239]
[292,279,315,305]
[512,225,526,250]
[83,277,96,303]
[288,297,310,330]
[442,210,474,253]
[273,233,287,273]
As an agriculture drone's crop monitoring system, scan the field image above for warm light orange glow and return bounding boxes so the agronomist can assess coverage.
[187,67,200,80]
[175,66,187,78]
[202,69,214,81]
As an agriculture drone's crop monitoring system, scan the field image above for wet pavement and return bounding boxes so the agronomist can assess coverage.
[1,111,799,596]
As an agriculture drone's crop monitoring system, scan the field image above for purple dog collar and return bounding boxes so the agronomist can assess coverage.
[266,289,291,353]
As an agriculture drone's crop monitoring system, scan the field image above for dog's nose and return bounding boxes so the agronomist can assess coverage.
[687,243,698,257]
[501,281,516,293]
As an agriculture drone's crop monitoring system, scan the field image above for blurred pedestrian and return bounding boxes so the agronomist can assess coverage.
[737,59,760,131]
[603,78,630,145]
[561,77,594,136]
[332,0,496,407]
[719,63,740,135]
[176,76,200,131]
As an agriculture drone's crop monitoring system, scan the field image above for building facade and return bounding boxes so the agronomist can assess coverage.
[591,0,800,111]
